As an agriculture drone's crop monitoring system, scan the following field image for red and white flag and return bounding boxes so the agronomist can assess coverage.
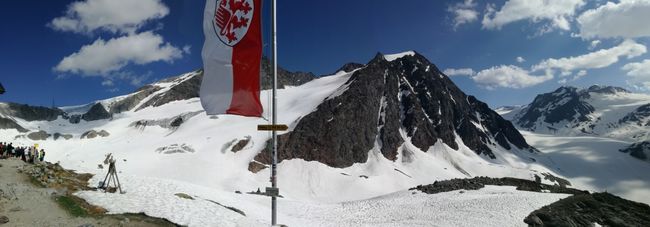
[200,0,263,117]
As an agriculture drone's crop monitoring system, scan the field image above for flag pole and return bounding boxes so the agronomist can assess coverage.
[270,0,279,225]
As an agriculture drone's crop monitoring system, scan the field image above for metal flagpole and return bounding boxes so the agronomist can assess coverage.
[270,0,279,225]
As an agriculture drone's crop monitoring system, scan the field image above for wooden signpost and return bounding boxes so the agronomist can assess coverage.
[257,124,288,131]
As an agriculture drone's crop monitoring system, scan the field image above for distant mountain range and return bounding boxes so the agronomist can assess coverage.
[500,85,650,162]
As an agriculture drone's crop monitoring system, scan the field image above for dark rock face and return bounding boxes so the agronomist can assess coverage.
[524,192,650,227]
[619,141,650,161]
[260,57,316,89]
[0,117,28,132]
[516,87,595,130]
[81,103,111,121]
[0,103,64,121]
[109,85,161,114]
[619,103,650,126]
[255,52,535,168]
[68,115,81,124]
[136,70,202,111]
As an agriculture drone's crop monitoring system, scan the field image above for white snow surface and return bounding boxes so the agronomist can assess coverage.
[521,131,650,205]
[2,71,645,226]
[384,51,416,61]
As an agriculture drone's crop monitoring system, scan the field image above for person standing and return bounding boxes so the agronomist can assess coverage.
[8,143,14,158]
[39,149,45,162]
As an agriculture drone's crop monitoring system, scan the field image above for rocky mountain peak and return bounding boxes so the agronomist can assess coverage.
[255,51,535,168]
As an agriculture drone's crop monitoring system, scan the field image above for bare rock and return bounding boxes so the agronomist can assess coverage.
[27,130,50,140]
[248,162,267,173]
[81,130,110,139]
[174,193,194,200]
[231,136,252,152]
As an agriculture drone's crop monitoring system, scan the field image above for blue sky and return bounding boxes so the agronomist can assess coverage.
[1,0,650,108]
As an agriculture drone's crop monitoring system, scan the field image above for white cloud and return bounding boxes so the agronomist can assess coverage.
[472,65,553,90]
[482,0,585,31]
[589,40,601,50]
[443,68,475,76]
[49,0,169,34]
[54,31,184,76]
[575,70,587,79]
[182,45,192,54]
[448,0,479,29]
[101,80,114,87]
[623,60,650,78]
[577,0,650,39]
[623,59,650,89]
[516,56,526,63]
[532,39,647,72]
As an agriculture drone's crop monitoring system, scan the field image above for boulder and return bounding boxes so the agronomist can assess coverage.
[80,130,110,139]
[27,130,50,140]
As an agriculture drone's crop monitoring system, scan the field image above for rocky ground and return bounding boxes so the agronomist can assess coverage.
[411,176,650,227]
[410,176,588,195]
[524,193,650,227]
[0,158,178,227]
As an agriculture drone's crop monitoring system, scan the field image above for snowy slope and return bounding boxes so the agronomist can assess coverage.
[77,184,569,227]
[521,131,650,205]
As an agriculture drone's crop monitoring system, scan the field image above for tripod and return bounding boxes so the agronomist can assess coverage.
[100,158,123,194]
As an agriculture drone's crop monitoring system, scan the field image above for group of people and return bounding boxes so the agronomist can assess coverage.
[0,142,45,163]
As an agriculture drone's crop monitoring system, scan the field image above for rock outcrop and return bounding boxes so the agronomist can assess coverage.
[0,117,28,132]
[81,103,111,122]
[80,130,110,139]
[0,103,64,121]
[27,130,50,141]
[524,192,650,227]
[619,141,650,161]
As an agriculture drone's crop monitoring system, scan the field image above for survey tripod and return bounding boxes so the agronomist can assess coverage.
[100,153,123,194]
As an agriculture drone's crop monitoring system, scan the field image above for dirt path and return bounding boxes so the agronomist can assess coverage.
[0,159,176,227]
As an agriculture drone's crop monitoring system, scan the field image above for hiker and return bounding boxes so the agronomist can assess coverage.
[39,149,45,162]
[0,142,4,157]
[20,147,27,162]
[8,143,14,158]
[27,146,33,163]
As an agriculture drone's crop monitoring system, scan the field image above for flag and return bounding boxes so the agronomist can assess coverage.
[200,0,263,117]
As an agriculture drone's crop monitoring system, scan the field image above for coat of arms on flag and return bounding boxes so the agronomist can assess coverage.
[213,0,255,46]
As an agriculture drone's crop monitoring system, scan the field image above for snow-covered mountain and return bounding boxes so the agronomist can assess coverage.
[254,51,536,170]
[502,85,650,162]
[504,85,650,140]
[2,53,650,226]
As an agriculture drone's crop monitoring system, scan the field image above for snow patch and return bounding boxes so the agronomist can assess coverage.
[384,51,416,62]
